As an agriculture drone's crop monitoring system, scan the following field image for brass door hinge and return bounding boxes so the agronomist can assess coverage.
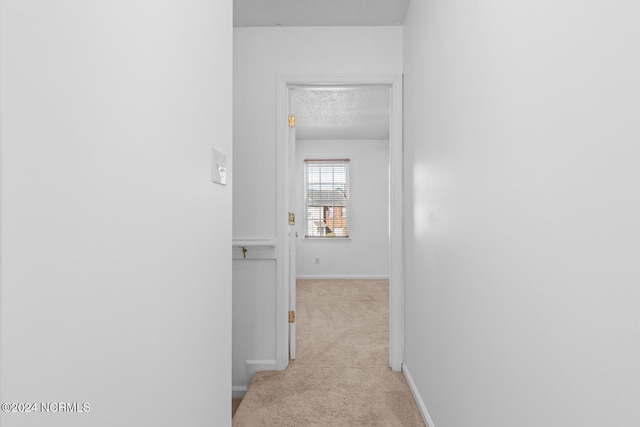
[288,212,295,225]
[288,310,295,324]
[288,114,295,128]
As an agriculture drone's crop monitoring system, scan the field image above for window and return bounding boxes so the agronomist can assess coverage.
[304,159,350,238]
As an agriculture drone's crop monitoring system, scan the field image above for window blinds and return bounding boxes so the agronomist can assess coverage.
[304,159,350,238]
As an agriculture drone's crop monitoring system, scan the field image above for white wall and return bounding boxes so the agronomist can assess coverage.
[233,26,402,389]
[295,139,389,278]
[403,1,640,426]
[0,2,233,426]
[232,259,277,390]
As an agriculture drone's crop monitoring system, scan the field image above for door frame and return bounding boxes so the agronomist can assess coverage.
[275,74,404,372]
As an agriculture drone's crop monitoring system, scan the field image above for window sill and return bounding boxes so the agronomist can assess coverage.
[302,237,352,243]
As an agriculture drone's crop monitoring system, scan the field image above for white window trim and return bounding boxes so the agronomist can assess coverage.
[302,237,352,242]
[303,159,350,239]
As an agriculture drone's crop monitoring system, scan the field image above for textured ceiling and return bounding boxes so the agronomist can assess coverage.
[234,0,411,27]
[290,86,390,141]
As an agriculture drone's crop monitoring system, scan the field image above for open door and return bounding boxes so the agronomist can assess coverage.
[287,94,297,360]
[276,76,403,372]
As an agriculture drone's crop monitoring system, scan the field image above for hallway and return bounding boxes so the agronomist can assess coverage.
[233,280,423,426]
[1,1,639,426]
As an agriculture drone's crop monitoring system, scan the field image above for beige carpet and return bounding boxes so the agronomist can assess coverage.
[232,279,425,426]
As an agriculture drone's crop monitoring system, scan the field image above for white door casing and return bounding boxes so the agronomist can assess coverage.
[276,75,404,372]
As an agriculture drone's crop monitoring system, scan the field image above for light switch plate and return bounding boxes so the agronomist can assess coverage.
[212,149,227,185]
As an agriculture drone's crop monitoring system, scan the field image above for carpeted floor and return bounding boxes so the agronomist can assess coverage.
[232,279,425,426]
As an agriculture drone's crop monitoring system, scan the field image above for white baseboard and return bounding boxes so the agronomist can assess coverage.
[232,386,247,398]
[245,359,278,386]
[402,363,436,427]
[234,360,277,398]
[296,275,390,280]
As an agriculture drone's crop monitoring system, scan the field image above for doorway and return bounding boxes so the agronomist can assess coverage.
[275,76,404,372]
